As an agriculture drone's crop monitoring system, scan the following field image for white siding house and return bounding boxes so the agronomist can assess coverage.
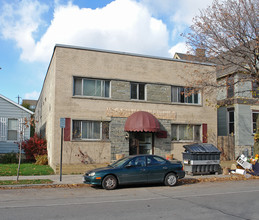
[0,94,33,153]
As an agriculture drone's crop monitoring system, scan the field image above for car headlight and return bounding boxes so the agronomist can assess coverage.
[88,172,96,176]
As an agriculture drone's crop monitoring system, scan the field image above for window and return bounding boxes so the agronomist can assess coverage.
[252,81,259,98]
[228,109,234,135]
[171,124,201,141]
[72,120,109,140]
[171,86,200,104]
[127,156,146,167]
[252,112,259,134]
[73,78,110,98]
[227,76,234,98]
[131,83,145,100]
[147,156,166,166]
[8,119,18,140]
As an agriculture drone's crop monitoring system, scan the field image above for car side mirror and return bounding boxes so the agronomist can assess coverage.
[125,164,133,168]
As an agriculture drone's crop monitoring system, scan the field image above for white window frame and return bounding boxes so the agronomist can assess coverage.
[7,118,18,141]
[73,77,110,98]
[171,86,201,104]
[171,124,201,142]
[72,120,101,140]
[130,83,146,100]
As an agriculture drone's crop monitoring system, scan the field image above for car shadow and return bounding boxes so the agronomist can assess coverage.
[91,178,200,190]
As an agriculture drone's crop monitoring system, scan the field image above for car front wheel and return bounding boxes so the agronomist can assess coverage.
[102,175,117,190]
[164,173,177,186]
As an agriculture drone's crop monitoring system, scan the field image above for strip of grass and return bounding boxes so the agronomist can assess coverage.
[0,163,54,176]
[0,179,53,185]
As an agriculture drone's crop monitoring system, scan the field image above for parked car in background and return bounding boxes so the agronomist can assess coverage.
[83,155,185,190]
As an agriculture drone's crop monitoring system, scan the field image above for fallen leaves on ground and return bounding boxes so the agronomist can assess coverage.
[0,174,258,190]
[0,183,88,190]
[179,174,259,185]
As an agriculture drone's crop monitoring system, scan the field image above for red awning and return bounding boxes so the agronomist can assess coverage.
[124,111,160,132]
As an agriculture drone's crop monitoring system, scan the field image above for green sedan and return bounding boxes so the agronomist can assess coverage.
[83,155,185,190]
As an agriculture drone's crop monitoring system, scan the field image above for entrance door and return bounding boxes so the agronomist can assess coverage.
[129,133,153,155]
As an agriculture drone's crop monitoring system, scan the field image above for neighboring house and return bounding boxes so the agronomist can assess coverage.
[217,71,259,157]
[173,49,208,63]
[174,51,259,158]
[0,94,33,154]
[22,99,37,112]
[35,44,217,171]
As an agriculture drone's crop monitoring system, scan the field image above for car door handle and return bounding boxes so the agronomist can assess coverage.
[163,167,168,170]
[141,168,146,171]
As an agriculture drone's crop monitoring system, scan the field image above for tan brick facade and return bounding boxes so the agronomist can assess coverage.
[35,45,217,170]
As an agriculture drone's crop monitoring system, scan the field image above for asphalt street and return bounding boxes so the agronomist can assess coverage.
[0,180,259,220]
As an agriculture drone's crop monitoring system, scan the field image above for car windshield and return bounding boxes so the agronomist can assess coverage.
[110,157,129,168]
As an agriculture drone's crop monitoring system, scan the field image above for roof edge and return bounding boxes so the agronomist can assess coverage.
[54,44,216,67]
[0,94,34,115]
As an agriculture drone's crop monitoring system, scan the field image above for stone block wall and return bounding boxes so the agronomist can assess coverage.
[154,119,172,157]
[110,117,129,160]
[146,84,171,103]
[111,80,130,100]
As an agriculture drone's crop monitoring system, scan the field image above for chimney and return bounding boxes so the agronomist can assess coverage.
[196,48,206,57]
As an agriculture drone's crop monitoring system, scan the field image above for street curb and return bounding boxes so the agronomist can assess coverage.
[0,174,258,190]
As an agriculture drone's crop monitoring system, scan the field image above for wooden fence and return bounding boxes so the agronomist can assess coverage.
[217,136,235,160]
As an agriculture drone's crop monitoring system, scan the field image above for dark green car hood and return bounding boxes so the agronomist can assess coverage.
[87,166,115,174]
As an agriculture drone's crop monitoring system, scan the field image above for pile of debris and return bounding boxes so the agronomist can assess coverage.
[229,154,259,177]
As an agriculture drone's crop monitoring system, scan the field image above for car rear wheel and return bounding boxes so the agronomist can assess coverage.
[102,175,117,190]
[164,173,177,186]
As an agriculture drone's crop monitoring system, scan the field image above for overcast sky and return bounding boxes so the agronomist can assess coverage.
[0,0,213,102]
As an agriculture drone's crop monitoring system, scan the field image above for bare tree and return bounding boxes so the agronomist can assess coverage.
[16,117,35,181]
[185,0,258,83]
[183,0,259,156]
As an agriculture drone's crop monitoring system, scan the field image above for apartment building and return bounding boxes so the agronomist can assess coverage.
[35,45,217,170]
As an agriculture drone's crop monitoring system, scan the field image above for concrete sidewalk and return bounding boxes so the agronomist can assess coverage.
[0,174,84,185]
[0,173,238,187]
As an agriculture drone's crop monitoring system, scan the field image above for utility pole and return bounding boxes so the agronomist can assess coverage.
[16,95,22,104]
